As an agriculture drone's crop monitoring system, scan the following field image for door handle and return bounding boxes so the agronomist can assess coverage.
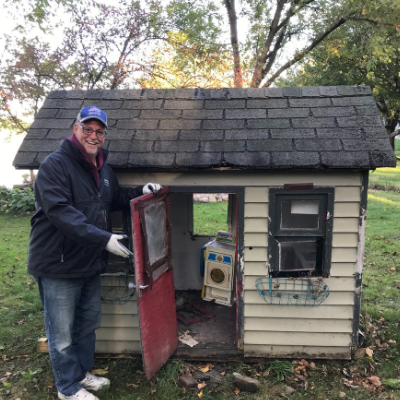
[129,283,149,297]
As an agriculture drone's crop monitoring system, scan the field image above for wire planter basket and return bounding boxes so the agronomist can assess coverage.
[101,273,136,305]
[255,276,329,306]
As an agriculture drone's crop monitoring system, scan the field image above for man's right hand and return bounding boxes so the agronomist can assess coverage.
[105,234,130,258]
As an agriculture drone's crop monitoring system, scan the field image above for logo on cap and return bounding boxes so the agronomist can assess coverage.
[79,106,108,128]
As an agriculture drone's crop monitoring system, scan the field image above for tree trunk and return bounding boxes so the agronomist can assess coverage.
[223,0,243,88]
[385,113,399,150]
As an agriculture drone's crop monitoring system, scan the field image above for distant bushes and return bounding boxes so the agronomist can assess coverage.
[0,186,35,214]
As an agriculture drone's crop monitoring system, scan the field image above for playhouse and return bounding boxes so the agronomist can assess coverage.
[14,86,396,379]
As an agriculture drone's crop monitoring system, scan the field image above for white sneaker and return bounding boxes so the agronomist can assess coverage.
[80,372,110,391]
[58,388,99,400]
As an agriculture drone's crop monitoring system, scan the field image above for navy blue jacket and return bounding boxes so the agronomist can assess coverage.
[28,139,143,278]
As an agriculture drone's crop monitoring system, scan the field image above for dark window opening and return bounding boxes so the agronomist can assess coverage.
[281,200,320,229]
[269,188,334,278]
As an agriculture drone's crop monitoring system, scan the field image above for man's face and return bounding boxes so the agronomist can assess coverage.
[73,119,106,159]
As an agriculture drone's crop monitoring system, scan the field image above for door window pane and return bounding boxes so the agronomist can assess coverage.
[281,200,320,229]
[144,202,168,265]
[279,241,317,271]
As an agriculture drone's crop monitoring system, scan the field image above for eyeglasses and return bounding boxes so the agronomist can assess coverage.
[78,123,107,138]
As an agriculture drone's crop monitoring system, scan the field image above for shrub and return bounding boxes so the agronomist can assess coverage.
[0,186,35,214]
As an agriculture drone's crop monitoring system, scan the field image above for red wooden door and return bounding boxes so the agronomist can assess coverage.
[130,187,178,380]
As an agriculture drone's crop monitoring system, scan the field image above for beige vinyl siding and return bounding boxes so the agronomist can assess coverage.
[244,262,357,277]
[242,171,362,359]
[245,318,352,332]
[245,291,354,305]
[116,170,362,188]
[96,276,141,354]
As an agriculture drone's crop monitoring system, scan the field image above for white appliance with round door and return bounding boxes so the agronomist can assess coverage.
[203,239,236,306]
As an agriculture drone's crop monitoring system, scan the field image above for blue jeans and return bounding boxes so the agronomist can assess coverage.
[37,275,102,396]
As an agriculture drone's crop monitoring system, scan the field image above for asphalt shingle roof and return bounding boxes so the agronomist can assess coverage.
[13,86,396,170]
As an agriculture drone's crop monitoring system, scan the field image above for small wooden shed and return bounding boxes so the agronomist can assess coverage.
[14,86,396,378]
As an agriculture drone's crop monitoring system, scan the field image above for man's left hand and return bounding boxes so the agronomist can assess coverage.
[143,183,162,194]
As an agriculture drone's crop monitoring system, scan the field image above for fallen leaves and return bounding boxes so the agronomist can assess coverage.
[199,363,214,373]
[197,381,206,389]
[90,367,108,375]
[234,387,241,395]
[354,347,373,359]
[292,359,315,379]
[368,375,381,387]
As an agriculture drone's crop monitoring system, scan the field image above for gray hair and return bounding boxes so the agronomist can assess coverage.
[75,111,81,125]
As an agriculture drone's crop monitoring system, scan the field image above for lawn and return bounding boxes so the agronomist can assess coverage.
[369,161,400,190]
[1,174,400,399]
[193,202,228,236]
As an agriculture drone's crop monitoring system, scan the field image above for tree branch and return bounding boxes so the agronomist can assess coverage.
[259,26,287,82]
[223,0,242,87]
[1,97,28,133]
[389,129,399,139]
[262,17,348,87]
[251,0,287,87]
[276,0,315,32]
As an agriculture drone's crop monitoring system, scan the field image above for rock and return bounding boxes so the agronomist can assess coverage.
[209,196,217,202]
[199,196,209,203]
[285,386,296,394]
[233,373,260,393]
[178,374,197,389]
[176,296,186,307]
[339,392,346,398]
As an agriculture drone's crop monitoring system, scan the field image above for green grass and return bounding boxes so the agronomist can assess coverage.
[369,161,400,189]
[362,189,400,320]
[1,180,400,399]
[193,202,228,235]
[395,140,400,157]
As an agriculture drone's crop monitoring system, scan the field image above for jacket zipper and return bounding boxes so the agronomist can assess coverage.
[61,236,65,262]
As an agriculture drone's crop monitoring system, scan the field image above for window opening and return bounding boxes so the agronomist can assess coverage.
[269,188,334,278]
[192,193,229,236]
[144,202,168,265]
[281,200,320,229]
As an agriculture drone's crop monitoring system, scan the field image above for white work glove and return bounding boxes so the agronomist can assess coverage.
[143,183,162,194]
[105,234,130,258]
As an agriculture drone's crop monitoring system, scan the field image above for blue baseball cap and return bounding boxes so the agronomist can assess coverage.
[78,106,108,128]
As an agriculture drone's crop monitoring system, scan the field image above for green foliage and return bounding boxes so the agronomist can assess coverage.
[265,360,293,383]
[0,186,35,214]
[21,368,43,381]
[281,20,400,137]
[0,186,12,212]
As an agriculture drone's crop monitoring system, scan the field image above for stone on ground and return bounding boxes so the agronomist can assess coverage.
[233,373,260,393]
[178,374,197,388]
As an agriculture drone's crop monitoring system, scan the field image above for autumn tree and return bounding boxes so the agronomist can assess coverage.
[0,0,224,134]
[221,0,400,88]
[281,22,400,148]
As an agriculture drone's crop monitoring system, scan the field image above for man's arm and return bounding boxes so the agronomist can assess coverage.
[111,183,144,212]
[35,157,111,249]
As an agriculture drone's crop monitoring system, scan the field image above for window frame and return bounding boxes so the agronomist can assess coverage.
[268,187,334,278]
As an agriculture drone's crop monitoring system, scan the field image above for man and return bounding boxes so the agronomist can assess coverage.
[28,106,161,400]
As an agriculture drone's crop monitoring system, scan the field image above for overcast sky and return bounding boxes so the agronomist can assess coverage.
[0,3,30,187]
